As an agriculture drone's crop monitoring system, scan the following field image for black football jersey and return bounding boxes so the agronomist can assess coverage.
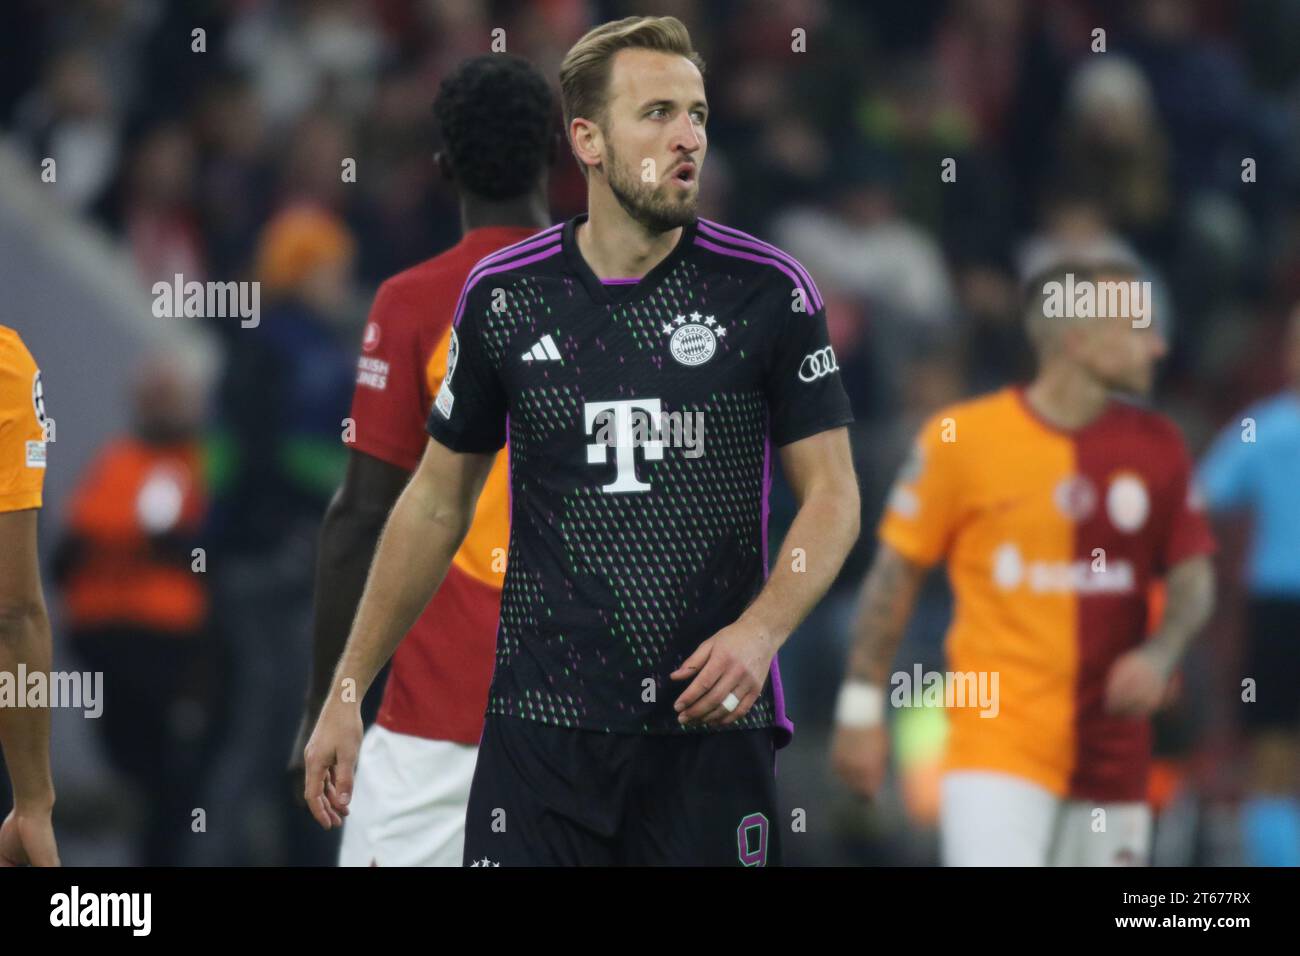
[427,215,854,742]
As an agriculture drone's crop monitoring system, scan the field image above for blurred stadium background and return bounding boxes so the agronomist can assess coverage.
[1,0,1298,865]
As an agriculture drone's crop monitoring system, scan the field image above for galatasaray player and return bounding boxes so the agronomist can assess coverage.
[832,260,1216,866]
[291,55,555,865]
[0,326,59,866]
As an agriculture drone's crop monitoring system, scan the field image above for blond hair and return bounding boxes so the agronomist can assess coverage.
[559,16,705,134]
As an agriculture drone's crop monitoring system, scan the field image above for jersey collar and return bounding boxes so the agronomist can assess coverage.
[563,213,698,305]
[1012,383,1120,436]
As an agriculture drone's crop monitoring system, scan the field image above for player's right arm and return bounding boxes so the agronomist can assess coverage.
[831,412,963,799]
[291,279,431,788]
[288,449,409,791]
[830,544,927,799]
[303,437,495,828]
[304,283,508,829]
[0,511,59,866]
[308,454,412,718]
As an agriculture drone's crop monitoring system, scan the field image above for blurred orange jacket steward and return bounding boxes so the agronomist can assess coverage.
[61,439,207,634]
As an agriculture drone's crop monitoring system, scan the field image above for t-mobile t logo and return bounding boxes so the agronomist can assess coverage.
[585,398,663,493]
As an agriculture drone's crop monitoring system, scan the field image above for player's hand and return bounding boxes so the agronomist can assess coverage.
[303,701,363,830]
[287,699,325,809]
[830,724,889,800]
[1104,647,1171,717]
[0,806,60,867]
[670,620,779,727]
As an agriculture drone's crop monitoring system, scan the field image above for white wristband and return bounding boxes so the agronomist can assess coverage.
[835,681,884,728]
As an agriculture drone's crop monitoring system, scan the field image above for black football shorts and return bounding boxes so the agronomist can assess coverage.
[1241,597,1300,731]
[462,714,782,866]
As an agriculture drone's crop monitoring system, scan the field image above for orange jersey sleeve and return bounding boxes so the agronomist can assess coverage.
[424,326,510,589]
[0,327,47,513]
[878,411,966,568]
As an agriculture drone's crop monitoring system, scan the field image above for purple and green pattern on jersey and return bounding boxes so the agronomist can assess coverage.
[696,218,823,311]
[451,223,565,330]
[427,215,853,745]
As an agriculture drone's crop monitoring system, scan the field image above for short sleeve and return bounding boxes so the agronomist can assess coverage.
[1160,433,1217,571]
[764,292,854,447]
[349,282,432,472]
[425,286,507,454]
[1196,417,1254,512]
[0,333,47,513]
[877,413,963,568]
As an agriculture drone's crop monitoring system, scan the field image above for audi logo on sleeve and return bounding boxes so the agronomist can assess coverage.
[798,346,839,382]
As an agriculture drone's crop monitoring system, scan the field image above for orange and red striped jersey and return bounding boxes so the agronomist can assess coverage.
[348,226,537,745]
[879,386,1215,801]
[0,326,47,514]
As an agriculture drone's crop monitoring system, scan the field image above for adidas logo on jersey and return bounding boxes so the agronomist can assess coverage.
[521,334,561,363]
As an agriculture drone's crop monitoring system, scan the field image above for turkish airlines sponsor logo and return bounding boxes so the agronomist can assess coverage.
[356,355,389,390]
[991,542,1135,594]
[798,345,839,382]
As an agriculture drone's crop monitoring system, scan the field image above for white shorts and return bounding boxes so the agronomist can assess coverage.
[338,724,478,867]
[940,770,1152,866]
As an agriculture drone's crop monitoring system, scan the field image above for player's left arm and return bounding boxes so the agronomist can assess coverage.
[1106,431,1217,717]
[1105,554,1215,717]
[1143,554,1216,677]
[674,269,857,726]
[672,427,859,726]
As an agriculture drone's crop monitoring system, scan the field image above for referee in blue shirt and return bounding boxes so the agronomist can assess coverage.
[1199,307,1300,867]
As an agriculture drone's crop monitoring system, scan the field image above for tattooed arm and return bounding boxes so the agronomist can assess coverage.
[845,543,928,685]
[1106,555,1215,716]
[831,543,927,799]
[1145,555,1216,673]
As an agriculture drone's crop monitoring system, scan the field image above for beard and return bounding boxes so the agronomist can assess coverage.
[603,139,698,234]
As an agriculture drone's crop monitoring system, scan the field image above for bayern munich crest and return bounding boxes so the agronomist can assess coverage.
[663,311,725,366]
